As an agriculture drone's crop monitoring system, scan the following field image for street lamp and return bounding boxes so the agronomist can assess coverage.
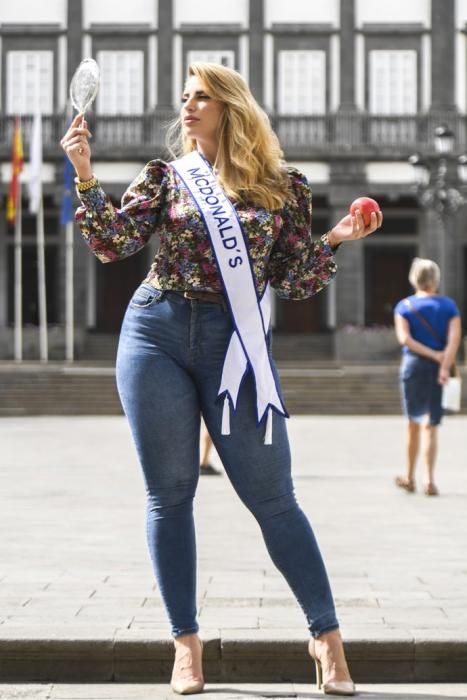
[409,124,467,293]
[434,124,455,154]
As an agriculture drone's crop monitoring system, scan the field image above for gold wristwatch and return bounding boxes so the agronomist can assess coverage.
[75,175,98,192]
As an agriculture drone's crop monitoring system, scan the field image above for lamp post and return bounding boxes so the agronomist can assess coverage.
[409,125,467,294]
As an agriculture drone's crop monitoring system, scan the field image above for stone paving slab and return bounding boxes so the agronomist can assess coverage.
[0,416,466,682]
[1,685,467,700]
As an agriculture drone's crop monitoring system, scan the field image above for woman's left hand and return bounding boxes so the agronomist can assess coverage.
[328,209,383,247]
[438,365,450,385]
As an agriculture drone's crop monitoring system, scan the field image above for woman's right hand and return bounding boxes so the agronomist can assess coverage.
[60,113,93,181]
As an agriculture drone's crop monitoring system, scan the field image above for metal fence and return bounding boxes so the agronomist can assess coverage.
[1,111,466,156]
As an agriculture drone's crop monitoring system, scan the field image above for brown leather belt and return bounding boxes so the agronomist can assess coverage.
[175,290,225,305]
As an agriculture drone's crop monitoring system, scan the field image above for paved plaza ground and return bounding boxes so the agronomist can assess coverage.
[0,415,466,693]
[0,681,466,699]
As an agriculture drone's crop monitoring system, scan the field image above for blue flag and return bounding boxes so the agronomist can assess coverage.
[60,155,74,225]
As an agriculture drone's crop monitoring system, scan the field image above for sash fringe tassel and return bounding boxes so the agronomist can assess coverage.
[264,407,273,445]
[221,395,230,436]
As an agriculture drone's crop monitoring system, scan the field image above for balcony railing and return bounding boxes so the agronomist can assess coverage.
[270,113,467,154]
[1,112,467,158]
[0,112,175,156]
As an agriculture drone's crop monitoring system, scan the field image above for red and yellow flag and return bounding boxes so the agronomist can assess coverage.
[6,116,24,225]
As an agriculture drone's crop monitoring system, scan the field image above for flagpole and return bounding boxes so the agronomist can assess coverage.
[63,104,75,363]
[14,182,23,362]
[65,219,74,362]
[36,196,48,362]
[29,110,48,362]
[8,114,24,362]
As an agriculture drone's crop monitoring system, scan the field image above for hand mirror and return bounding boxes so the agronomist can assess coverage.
[70,58,100,119]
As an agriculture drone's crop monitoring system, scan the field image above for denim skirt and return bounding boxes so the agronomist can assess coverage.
[399,351,443,426]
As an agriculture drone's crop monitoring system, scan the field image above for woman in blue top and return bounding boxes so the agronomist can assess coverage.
[394,258,461,496]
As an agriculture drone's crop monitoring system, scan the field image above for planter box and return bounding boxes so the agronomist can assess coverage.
[335,326,400,362]
[0,326,85,361]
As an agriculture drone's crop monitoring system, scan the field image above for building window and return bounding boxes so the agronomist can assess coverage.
[369,50,417,114]
[6,51,53,114]
[278,50,326,115]
[95,51,144,145]
[368,50,417,145]
[276,50,327,148]
[186,51,235,70]
[96,51,144,115]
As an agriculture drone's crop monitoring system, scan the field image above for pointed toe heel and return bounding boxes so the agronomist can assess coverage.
[170,678,204,695]
[170,637,204,695]
[322,680,356,696]
[309,637,355,697]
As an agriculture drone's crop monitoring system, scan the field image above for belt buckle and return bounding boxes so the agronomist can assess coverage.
[183,290,197,300]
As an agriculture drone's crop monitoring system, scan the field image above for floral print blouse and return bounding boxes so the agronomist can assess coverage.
[75,159,337,299]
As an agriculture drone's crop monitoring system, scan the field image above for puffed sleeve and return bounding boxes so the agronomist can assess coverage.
[268,167,337,299]
[75,159,168,263]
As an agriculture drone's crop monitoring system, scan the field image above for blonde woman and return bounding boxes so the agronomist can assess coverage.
[61,63,382,696]
[394,258,461,496]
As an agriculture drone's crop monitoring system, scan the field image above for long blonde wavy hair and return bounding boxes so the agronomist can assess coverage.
[167,62,290,209]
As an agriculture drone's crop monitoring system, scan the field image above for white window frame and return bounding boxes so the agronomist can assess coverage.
[6,51,54,114]
[186,50,235,70]
[369,50,417,115]
[96,50,144,115]
[278,50,326,115]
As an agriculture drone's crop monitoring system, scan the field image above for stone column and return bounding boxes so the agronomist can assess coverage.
[336,0,358,147]
[333,238,366,327]
[430,0,460,299]
[332,2,366,334]
[431,0,456,112]
[157,0,173,109]
[329,170,367,328]
[249,0,264,104]
[67,0,82,86]
[66,0,88,329]
[339,0,356,110]
[423,209,460,298]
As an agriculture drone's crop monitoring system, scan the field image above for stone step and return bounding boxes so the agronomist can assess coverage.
[81,333,119,362]
[272,333,334,361]
[0,634,466,683]
[80,333,335,363]
[2,363,465,416]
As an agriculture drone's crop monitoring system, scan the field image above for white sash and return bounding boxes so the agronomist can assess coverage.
[170,151,287,443]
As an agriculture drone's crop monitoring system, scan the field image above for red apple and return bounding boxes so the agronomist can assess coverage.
[349,197,381,227]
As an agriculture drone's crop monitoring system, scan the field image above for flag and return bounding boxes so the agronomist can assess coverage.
[6,116,24,224]
[28,111,43,214]
[60,155,74,225]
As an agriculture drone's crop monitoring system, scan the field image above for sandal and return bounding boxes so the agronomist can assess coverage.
[424,483,439,496]
[200,463,222,476]
[395,476,415,493]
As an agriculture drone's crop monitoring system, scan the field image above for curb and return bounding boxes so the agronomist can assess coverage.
[0,634,466,683]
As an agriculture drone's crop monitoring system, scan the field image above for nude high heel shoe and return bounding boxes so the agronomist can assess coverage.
[170,636,204,695]
[309,638,355,696]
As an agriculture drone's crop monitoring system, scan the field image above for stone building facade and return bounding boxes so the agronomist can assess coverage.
[0,0,466,359]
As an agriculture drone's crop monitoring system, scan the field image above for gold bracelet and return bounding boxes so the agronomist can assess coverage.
[75,175,98,192]
[321,231,341,252]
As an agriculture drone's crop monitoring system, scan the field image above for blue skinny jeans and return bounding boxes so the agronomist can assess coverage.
[116,284,339,639]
